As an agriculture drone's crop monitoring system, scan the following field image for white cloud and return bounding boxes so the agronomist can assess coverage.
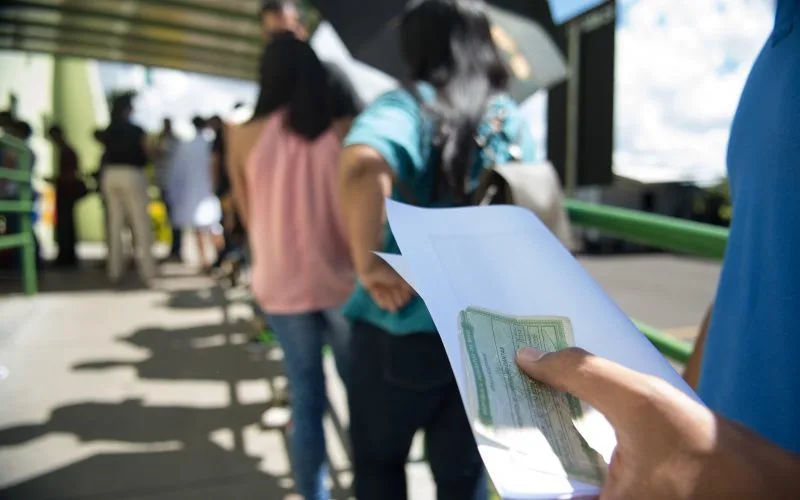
[613,0,774,182]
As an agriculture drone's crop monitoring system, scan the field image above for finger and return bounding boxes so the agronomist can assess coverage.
[373,288,400,312]
[515,347,650,426]
[373,290,395,312]
[389,284,412,310]
[387,288,404,311]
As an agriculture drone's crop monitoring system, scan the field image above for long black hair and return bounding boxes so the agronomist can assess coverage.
[401,0,509,203]
[251,34,331,140]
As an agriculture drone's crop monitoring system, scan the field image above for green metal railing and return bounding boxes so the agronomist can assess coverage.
[565,199,729,364]
[0,134,37,295]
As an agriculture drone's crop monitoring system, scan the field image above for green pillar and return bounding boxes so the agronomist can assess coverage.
[52,58,109,242]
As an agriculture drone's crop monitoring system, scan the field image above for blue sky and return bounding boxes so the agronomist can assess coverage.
[609,0,773,182]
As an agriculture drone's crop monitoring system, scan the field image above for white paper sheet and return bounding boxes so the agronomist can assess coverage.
[381,200,700,499]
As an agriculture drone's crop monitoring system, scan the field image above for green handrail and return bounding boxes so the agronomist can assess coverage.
[565,199,729,363]
[565,199,729,260]
[0,133,37,295]
[633,321,693,363]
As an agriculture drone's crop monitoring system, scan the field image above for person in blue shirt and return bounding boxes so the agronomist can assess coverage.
[689,0,800,454]
[338,1,534,498]
[514,1,800,498]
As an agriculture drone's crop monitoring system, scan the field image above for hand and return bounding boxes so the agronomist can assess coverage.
[516,347,800,500]
[358,256,414,313]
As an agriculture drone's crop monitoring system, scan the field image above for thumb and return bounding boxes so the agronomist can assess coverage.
[516,347,649,426]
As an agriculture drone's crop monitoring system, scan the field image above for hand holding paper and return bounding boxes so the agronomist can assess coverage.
[380,200,699,499]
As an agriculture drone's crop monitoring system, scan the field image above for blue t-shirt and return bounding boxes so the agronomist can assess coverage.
[699,0,800,453]
[342,83,535,335]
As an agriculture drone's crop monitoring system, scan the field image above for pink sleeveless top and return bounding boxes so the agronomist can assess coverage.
[245,110,354,314]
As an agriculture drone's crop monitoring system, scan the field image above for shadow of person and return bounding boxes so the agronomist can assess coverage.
[0,399,267,448]
[0,281,353,499]
[3,448,290,500]
[163,287,228,311]
[0,436,290,500]
[72,322,285,382]
[0,399,352,500]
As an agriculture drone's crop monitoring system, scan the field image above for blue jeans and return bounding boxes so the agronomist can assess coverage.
[348,321,487,500]
[266,309,351,500]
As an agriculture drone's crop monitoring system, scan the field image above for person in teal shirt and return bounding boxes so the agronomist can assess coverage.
[338,1,534,498]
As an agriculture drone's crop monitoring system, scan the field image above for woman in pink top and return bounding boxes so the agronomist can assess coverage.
[226,35,354,500]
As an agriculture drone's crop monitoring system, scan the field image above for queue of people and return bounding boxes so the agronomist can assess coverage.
[1,0,797,498]
[1,94,241,284]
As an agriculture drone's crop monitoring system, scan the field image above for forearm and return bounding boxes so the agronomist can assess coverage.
[339,149,389,274]
[698,416,800,499]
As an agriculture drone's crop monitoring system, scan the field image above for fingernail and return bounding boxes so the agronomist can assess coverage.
[517,347,544,362]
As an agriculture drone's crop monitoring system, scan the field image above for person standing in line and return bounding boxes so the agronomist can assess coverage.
[338,1,535,498]
[96,93,157,285]
[167,117,215,273]
[207,115,241,270]
[46,125,84,268]
[154,118,181,261]
[226,36,354,500]
[229,0,361,223]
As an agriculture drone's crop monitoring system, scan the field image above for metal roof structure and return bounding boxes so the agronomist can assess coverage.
[0,0,265,81]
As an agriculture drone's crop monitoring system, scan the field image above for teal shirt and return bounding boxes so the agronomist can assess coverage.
[342,83,535,335]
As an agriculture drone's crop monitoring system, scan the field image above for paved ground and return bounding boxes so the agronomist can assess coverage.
[0,251,720,499]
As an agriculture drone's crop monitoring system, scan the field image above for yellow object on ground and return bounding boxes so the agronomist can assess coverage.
[149,199,172,245]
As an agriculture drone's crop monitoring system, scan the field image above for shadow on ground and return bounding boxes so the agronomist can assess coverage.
[0,283,353,499]
[0,259,159,295]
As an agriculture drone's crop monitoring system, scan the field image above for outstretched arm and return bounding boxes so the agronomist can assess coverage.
[338,145,412,312]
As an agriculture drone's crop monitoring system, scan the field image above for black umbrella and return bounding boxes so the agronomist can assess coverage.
[310,0,568,101]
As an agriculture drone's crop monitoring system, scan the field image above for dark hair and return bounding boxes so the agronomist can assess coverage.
[48,124,63,138]
[251,36,331,140]
[261,0,296,14]
[13,120,33,140]
[192,116,206,130]
[110,92,135,123]
[401,0,509,203]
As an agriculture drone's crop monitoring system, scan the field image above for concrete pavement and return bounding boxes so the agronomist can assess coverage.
[0,253,719,499]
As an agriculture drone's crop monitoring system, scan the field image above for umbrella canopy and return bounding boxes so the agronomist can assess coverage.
[311,0,567,101]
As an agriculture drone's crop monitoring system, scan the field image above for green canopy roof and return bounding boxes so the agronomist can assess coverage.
[0,0,266,81]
